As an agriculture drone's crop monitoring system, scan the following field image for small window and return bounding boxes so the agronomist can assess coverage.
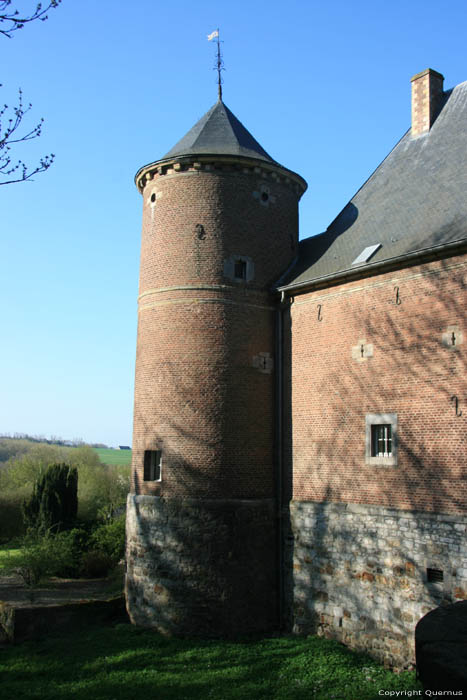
[371,424,392,457]
[144,450,162,481]
[224,254,254,283]
[365,414,397,466]
[234,259,247,280]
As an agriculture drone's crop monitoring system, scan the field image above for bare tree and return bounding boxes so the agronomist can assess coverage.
[0,1,61,185]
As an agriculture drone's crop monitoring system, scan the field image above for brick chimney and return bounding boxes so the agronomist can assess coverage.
[411,68,444,137]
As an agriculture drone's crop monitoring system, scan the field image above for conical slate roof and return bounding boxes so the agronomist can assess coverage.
[162,100,275,163]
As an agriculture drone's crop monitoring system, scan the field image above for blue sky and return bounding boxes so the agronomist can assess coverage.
[1,0,466,446]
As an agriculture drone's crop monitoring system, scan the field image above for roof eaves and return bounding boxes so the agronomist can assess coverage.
[277,238,467,295]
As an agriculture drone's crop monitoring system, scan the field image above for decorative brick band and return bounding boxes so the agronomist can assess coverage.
[135,155,307,198]
[138,284,244,300]
[138,296,275,313]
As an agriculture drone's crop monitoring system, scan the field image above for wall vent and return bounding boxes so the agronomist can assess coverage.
[427,567,444,583]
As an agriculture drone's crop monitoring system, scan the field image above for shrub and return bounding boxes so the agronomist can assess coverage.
[90,515,126,563]
[52,528,91,577]
[0,491,27,542]
[22,463,78,533]
[80,550,115,578]
[76,461,129,522]
[7,532,77,589]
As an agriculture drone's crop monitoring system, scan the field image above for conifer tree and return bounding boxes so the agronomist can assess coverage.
[22,463,78,533]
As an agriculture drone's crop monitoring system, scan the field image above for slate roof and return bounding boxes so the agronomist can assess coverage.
[162,100,275,163]
[280,80,467,290]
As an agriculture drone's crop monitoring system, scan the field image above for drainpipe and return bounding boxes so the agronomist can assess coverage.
[275,291,285,630]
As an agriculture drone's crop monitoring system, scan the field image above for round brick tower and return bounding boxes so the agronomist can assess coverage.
[125,100,306,635]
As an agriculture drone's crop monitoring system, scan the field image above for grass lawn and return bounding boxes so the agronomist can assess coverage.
[94,448,132,466]
[0,624,421,700]
[0,546,21,573]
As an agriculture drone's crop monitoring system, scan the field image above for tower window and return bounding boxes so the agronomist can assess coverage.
[234,260,247,280]
[150,193,156,203]
[144,450,162,481]
[224,254,254,283]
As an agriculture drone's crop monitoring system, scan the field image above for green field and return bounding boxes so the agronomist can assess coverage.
[94,448,132,466]
[0,624,421,700]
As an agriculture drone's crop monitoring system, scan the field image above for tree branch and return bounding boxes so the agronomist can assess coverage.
[0,1,61,38]
[0,86,54,185]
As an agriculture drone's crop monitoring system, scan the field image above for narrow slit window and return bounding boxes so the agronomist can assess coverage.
[371,424,392,457]
[144,450,162,481]
[234,259,247,280]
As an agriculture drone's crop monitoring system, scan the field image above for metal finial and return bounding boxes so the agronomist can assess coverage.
[208,28,224,101]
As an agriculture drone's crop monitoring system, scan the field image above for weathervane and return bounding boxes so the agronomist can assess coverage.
[207,28,224,101]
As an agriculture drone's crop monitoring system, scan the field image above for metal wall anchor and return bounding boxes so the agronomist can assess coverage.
[451,395,463,417]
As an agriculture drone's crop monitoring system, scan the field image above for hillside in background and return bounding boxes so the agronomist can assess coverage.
[0,436,131,466]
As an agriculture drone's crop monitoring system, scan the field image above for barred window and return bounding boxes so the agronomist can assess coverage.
[365,414,397,466]
[371,424,392,457]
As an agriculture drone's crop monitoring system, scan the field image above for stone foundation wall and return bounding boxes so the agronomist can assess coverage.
[126,495,277,637]
[289,501,467,669]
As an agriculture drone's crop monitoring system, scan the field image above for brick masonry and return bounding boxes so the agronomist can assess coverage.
[286,255,467,513]
[131,163,301,499]
[411,68,444,137]
[127,158,302,633]
[127,106,467,664]
[284,253,466,666]
[288,501,467,669]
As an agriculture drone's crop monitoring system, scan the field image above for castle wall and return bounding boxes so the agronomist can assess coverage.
[289,501,467,669]
[287,253,467,665]
[126,495,277,636]
[289,253,467,512]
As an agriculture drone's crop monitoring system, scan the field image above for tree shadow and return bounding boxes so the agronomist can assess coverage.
[126,298,278,637]
[282,254,467,667]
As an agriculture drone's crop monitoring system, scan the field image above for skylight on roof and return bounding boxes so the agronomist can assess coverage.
[352,244,382,266]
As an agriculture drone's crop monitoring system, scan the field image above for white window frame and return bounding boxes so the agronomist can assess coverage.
[365,413,398,466]
[143,449,162,482]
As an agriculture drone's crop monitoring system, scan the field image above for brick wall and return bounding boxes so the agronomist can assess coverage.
[287,254,467,514]
[132,163,300,499]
